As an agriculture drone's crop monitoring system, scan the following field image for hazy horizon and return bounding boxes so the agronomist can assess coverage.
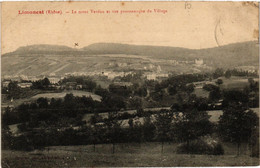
[3,40,259,55]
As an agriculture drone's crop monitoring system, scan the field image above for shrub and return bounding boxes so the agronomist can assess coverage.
[10,135,34,151]
[176,136,224,155]
[203,84,218,92]
[250,127,259,158]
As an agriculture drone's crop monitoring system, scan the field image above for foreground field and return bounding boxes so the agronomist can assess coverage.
[2,142,259,167]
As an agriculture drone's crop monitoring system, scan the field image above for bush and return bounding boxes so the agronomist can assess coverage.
[250,127,259,158]
[251,145,259,158]
[176,136,224,155]
[203,84,218,92]
[10,135,34,151]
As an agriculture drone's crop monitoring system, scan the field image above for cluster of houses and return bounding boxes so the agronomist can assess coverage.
[64,69,170,81]
[1,75,62,89]
[235,66,259,74]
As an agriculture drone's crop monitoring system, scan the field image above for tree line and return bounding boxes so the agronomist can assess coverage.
[2,93,259,157]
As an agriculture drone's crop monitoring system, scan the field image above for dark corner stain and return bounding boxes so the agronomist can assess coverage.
[121,2,125,6]
[242,2,259,8]
[64,20,67,23]
[68,0,73,3]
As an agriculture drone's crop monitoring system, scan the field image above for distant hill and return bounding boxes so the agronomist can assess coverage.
[16,44,75,52]
[2,41,259,77]
[4,44,78,56]
[81,41,259,67]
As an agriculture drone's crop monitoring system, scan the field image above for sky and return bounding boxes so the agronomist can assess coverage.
[1,1,259,54]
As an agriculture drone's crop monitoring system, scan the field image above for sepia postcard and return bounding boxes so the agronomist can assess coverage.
[1,1,259,167]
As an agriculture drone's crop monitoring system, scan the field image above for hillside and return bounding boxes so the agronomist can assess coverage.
[81,41,259,67]
[2,41,259,77]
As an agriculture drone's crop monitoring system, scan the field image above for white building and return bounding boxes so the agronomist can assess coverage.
[147,74,156,80]
[49,77,60,84]
[18,82,32,88]
[195,59,204,66]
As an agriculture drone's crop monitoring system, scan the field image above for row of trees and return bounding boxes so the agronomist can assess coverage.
[213,68,258,79]
[2,93,258,156]
[60,76,97,92]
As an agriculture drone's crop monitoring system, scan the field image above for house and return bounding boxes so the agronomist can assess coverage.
[195,59,204,66]
[76,84,83,90]
[235,66,258,74]
[146,73,168,81]
[156,73,169,80]
[147,74,156,80]
[18,82,32,88]
[2,81,10,88]
[65,82,77,90]
[27,76,42,82]
[1,104,15,114]
[113,82,133,87]
[48,77,60,84]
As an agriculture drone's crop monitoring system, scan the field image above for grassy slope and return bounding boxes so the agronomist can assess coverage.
[2,41,259,77]
[2,142,259,167]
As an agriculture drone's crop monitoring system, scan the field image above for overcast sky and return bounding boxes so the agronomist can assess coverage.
[2,1,258,54]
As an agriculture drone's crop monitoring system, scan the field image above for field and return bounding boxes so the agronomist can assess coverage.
[218,76,259,90]
[3,90,102,108]
[2,53,213,78]
[193,88,209,98]
[2,142,259,167]
[31,90,101,101]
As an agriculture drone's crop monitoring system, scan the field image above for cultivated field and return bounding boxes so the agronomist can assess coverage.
[4,90,102,108]
[2,142,259,167]
[218,76,259,90]
[31,90,101,101]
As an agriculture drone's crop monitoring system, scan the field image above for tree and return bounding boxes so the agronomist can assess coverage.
[135,87,147,97]
[168,85,177,95]
[213,68,224,79]
[215,79,223,86]
[222,90,249,108]
[154,110,173,153]
[104,112,122,154]
[142,115,156,142]
[2,126,13,149]
[89,125,102,152]
[209,87,221,102]
[42,78,50,87]
[95,85,109,98]
[7,81,21,99]
[218,103,259,155]
[248,78,258,92]
[224,70,232,79]
[128,96,143,110]
[203,84,219,92]
[102,95,126,111]
[249,126,259,157]
[172,96,213,153]
[90,112,103,125]
[36,97,48,108]
[186,84,195,95]
[2,106,16,126]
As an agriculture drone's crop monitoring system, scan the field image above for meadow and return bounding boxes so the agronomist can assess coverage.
[31,90,101,101]
[218,76,259,90]
[2,142,259,167]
